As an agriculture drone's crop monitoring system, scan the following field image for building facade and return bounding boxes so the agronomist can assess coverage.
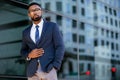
[0,0,120,80]
[31,0,120,80]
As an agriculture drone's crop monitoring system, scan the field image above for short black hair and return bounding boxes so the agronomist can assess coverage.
[28,2,41,9]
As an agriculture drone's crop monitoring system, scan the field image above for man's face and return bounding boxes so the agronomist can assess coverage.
[28,5,42,21]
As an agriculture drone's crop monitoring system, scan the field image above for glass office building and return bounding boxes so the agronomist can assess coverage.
[0,0,120,80]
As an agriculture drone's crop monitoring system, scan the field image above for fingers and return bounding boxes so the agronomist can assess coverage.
[36,48,44,54]
[37,48,44,52]
[29,48,44,58]
[33,48,44,54]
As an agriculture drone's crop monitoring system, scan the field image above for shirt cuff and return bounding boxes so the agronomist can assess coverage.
[26,57,31,61]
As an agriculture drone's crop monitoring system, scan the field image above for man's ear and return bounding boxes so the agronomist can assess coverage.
[28,13,31,20]
[28,13,30,17]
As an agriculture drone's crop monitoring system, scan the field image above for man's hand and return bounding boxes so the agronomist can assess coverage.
[28,48,44,59]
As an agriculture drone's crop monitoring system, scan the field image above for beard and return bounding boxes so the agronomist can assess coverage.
[31,15,42,21]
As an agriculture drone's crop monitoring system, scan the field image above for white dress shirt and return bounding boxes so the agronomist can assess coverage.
[30,19,44,43]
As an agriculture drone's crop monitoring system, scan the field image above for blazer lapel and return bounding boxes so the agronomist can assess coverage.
[37,20,48,45]
[26,25,36,45]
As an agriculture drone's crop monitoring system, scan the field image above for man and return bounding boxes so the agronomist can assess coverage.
[21,2,65,80]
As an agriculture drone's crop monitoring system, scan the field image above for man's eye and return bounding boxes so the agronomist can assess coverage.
[29,8,41,12]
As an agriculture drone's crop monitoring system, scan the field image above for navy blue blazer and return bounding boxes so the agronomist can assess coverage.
[21,20,65,77]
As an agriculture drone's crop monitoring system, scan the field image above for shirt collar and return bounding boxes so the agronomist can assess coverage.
[32,19,44,29]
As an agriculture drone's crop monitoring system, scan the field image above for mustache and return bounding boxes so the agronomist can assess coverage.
[33,14,39,17]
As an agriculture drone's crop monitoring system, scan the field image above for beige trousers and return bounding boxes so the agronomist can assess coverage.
[28,63,58,80]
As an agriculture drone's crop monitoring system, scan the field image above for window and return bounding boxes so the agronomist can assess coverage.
[107,65,110,76]
[116,44,119,51]
[80,22,85,30]
[116,55,119,58]
[56,15,62,25]
[102,65,105,76]
[109,8,112,15]
[115,33,118,39]
[56,2,62,11]
[88,63,91,70]
[72,33,77,42]
[95,64,99,75]
[79,49,85,52]
[72,20,77,28]
[81,0,84,4]
[68,61,73,73]
[106,41,109,47]
[81,8,85,16]
[45,2,50,10]
[101,15,104,22]
[110,18,113,25]
[105,16,108,24]
[94,13,98,22]
[101,28,104,35]
[94,27,98,36]
[101,40,104,46]
[104,6,107,13]
[79,35,85,43]
[93,1,97,10]
[94,39,98,46]
[115,20,118,27]
[106,30,109,37]
[73,48,77,52]
[80,63,84,73]
[111,31,114,38]
[111,42,114,50]
[72,6,76,14]
[112,54,114,57]
[113,10,117,16]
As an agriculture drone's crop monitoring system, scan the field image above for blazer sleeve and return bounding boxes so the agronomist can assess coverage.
[20,31,29,59]
[52,23,65,70]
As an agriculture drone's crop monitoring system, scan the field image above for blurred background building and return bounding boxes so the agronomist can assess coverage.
[0,0,120,80]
